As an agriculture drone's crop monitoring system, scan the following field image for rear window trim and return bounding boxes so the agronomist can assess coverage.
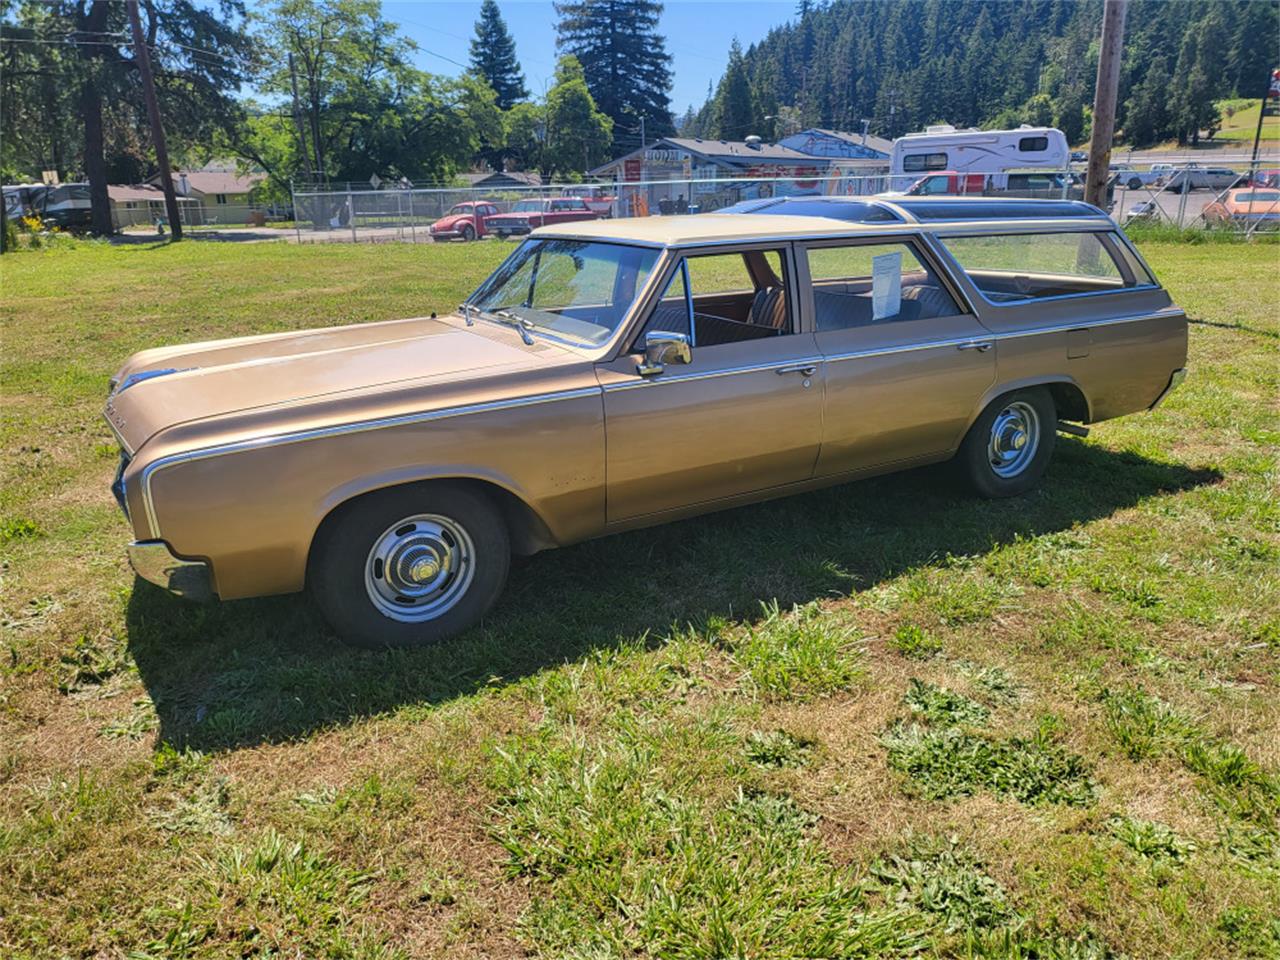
[934,229,1162,308]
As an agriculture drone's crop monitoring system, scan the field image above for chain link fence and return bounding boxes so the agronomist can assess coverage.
[287,159,1279,245]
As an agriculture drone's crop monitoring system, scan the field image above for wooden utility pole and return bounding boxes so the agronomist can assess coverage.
[1084,0,1128,209]
[126,0,183,239]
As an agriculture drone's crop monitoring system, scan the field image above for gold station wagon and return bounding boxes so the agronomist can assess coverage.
[105,197,1187,647]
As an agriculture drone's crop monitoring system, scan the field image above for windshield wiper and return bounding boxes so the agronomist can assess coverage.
[489,308,536,345]
[458,302,476,326]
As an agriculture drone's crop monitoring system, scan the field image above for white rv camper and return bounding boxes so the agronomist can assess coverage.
[888,125,1069,192]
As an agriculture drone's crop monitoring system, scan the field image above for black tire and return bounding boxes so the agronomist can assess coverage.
[955,387,1057,499]
[309,482,509,648]
[460,223,475,242]
[1127,177,1142,190]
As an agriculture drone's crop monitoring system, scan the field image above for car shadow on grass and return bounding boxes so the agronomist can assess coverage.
[126,438,1221,752]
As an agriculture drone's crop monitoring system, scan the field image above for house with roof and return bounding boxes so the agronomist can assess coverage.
[146,162,266,224]
[107,184,201,230]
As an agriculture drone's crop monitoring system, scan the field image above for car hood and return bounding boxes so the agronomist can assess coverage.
[105,315,570,452]
[487,210,536,220]
[433,214,479,227]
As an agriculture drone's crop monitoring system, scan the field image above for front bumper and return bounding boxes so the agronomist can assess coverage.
[127,540,216,602]
[1150,367,1187,410]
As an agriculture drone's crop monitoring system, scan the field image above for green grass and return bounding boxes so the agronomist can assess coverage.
[1,237,1278,957]
[1214,99,1280,142]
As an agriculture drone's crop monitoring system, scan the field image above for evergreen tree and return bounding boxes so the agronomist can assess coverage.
[1124,57,1171,147]
[470,0,528,110]
[554,0,674,153]
[713,40,758,139]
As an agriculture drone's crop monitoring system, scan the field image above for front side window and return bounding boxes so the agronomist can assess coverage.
[903,152,948,172]
[469,239,658,344]
[941,232,1147,302]
[807,241,961,330]
[640,248,792,347]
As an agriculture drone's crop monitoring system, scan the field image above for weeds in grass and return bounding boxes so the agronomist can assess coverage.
[149,777,233,836]
[0,516,42,542]
[488,713,927,957]
[882,723,1095,806]
[745,729,815,768]
[58,632,131,694]
[723,601,864,701]
[1216,905,1280,957]
[890,623,943,660]
[871,836,1015,933]
[903,679,991,726]
[100,696,159,740]
[1107,816,1195,864]
[1100,687,1196,760]
[956,662,1022,704]
[139,830,393,958]
[151,744,210,782]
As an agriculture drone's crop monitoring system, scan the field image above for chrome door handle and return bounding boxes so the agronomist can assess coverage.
[776,364,818,376]
[957,341,993,352]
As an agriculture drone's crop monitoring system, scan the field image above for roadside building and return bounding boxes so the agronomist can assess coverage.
[146,162,265,224]
[589,136,835,213]
[107,184,201,230]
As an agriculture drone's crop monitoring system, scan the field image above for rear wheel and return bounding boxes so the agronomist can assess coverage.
[1127,177,1142,190]
[310,482,509,648]
[955,388,1057,498]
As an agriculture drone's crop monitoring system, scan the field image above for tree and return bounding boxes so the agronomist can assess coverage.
[1123,56,1170,147]
[469,0,527,110]
[243,0,497,191]
[554,0,673,153]
[503,101,545,172]
[543,55,612,177]
[712,40,758,139]
[1,1,253,235]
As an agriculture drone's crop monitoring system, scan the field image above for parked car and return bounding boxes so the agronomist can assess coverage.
[561,185,617,218]
[104,198,1187,648]
[428,201,499,241]
[1163,165,1243,193]
[1202,188,1280,227]
[1070,150,1087,163]
[484,197,599,237]
[1123,200,1160,223]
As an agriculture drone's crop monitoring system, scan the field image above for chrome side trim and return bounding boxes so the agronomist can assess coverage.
[139,386,601,537]
[603,356,826,392]
[604,307,1182,388]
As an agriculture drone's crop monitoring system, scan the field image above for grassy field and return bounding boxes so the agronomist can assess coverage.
[1,236,1278,959]
[1215,99,1280,143]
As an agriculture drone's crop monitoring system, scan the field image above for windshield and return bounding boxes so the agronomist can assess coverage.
[447,204,475,215]
[468,239,659,345]
[511,200,544,212]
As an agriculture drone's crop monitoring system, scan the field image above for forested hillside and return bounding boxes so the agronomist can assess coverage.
[682,0,1278,147]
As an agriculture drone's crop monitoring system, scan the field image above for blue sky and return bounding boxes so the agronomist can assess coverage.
[384,1,796,117]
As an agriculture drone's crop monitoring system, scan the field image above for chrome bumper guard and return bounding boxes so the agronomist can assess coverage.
[127,540,216,602]
[1149,367,1187,410]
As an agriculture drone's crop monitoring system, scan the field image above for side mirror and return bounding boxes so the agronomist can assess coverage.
[636,330,691,377]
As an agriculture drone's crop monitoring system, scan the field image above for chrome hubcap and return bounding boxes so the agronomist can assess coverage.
[365,514,475,622]
[988,401,1040,478]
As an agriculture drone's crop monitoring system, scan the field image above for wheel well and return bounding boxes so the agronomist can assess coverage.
[1046,381,1090,423]
[307,478,555,579]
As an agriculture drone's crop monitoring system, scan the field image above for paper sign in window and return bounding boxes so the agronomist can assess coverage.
[872,252,901,320]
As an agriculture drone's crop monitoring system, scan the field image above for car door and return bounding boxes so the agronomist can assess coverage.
[596,245,824,523]
[801,235,996,477]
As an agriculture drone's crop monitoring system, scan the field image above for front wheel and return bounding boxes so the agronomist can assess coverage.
[955,388,1057,498]
[309,482,510,648]
[460,223,475,242]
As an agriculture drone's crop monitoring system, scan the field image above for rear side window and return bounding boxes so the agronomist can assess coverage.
[1018,136,1049,152]
[940,232,1149,302]
[806,241,961,330]
[903,152,948,172]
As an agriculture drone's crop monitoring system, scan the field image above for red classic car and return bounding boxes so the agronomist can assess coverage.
[485,197,599,238]
[428,201,499,241]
